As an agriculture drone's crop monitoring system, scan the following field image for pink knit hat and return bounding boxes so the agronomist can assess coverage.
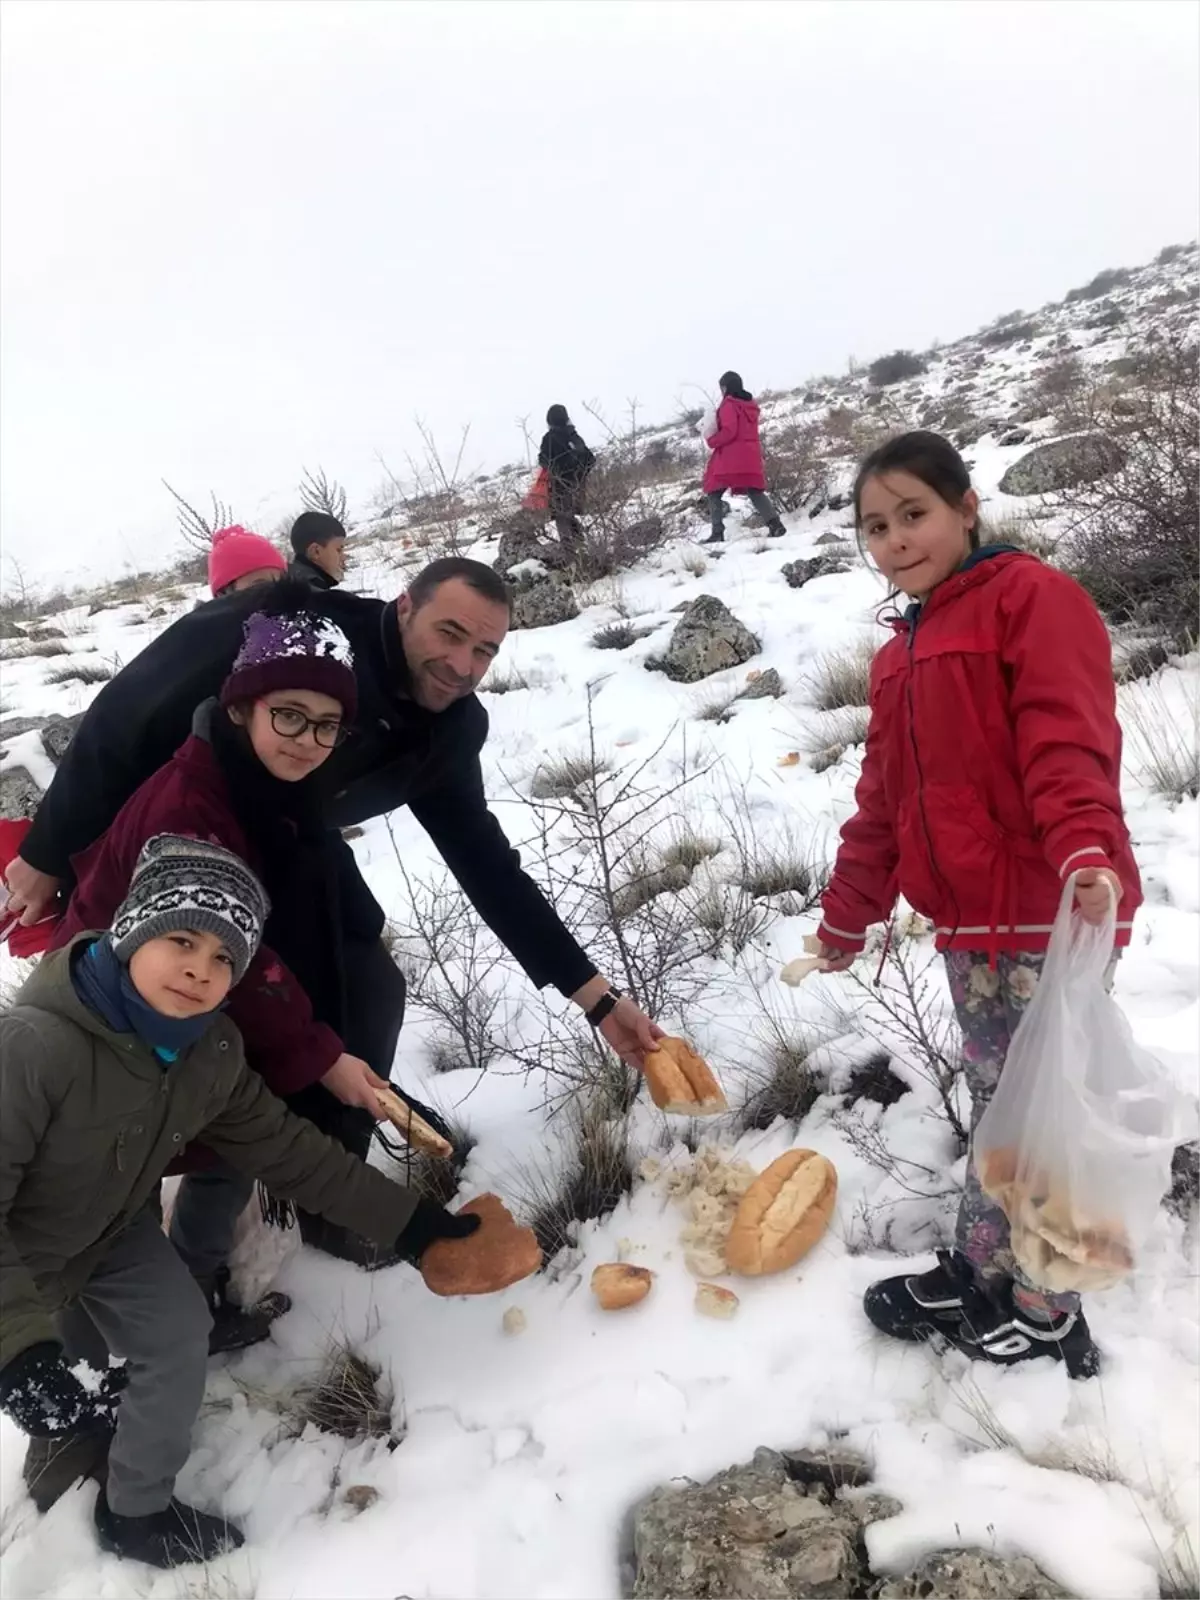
[208,525,287,596]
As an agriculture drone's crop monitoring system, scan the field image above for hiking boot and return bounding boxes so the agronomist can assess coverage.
[23,1422,113,1512]
[95,1487,244,1567]
[702,531,725,545]
[767,521,787,538]
[296,1211,403,1271]
[862,1248,976,1342]
[198,1266,292,1355]
[946,1286,1102,1380]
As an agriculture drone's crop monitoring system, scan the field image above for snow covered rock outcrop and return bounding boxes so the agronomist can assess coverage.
[507,568,580,630]
[998,434,1124,496]
[872,1549,1071,1598]
[650,594,759,683]
[782,554,854,590]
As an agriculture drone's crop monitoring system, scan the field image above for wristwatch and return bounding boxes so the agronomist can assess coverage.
[585,988,623,1028]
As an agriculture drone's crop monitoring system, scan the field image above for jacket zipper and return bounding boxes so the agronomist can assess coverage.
[904,607,963,944]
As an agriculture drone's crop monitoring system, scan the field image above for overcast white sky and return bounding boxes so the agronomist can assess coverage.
[1,0,1196,587]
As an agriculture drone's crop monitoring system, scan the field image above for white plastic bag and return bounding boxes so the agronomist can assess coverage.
[974,878,1195,1293]
[697,405,718,444]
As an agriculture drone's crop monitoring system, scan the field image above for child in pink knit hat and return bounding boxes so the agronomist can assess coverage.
[208,525,287,597]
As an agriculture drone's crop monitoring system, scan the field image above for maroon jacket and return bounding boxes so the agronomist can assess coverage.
[52,733,343,1103]
[818,550,1142,959]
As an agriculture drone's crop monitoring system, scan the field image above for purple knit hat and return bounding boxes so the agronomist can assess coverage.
[219,608,358,719]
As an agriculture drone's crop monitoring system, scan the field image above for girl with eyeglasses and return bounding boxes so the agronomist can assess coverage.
[49,586,400,1350]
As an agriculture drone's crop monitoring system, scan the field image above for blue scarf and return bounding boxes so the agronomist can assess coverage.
[71,937,218,1062]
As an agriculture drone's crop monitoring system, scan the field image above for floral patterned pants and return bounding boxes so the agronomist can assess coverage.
[944,951,1079,1317]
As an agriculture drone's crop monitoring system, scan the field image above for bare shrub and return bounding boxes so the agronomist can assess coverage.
[299,465,349,527]
[45,658,114,685]
[592,621,639,651]
[1057,331,1198,649]
[531,751,611,800]
[518,1095,634,1262]
[1121,673,1199,802]
[692,685,739,724]
[376,422,479,558]
[803,705,871,772]
[298,1344,394,1442]
[981,508,1059,560]
[1027,350,1085,422]
[803,637,875,711]
[480,664,532,695]
[163,481,233,554]
[1065,265,1132,302]
[679,549,709,577]
[0,637,69,661]
[660,829,721,873]
[736,828,832,911]
[979,317,1040,348]
[868,350,927,387]
[759,417,829,513]
[739,1032,823,1132]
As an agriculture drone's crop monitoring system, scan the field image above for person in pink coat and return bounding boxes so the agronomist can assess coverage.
[701,371,786,543]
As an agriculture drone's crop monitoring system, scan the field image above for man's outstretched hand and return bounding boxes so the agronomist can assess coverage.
[598,995,664,1069]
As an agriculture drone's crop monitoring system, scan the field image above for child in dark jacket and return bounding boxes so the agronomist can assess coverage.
[814,431,1142,1380]
[0,834,476,1566]
[538,404,595,554]
[52,590,401,1349]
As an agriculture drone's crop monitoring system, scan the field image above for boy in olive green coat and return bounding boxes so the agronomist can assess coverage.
[0,834,476,1569]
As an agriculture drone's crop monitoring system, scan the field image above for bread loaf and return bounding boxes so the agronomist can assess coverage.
[374,1087,454,1160]
[725,1149,837,1276]
[420,1194,541,1296]
[695,1282,739,1319]
[980,1146,1133,1292]
[591,1263,653,1310]
[642,1038,728,1116]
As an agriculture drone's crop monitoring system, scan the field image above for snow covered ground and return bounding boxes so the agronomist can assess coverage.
[1,251,1197,1599]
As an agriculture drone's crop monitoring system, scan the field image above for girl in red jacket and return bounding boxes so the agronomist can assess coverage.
[815,431,1141,1380]
[52,590,397,1350]
[701,371,787,543]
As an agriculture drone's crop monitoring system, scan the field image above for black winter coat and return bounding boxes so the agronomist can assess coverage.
[287,555,338,590]
[22,590,597,998]
[538,425,595,515]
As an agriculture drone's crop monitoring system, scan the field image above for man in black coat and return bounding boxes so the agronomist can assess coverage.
[4,557,662,1252]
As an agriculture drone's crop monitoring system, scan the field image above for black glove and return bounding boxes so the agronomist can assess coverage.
[396,1198,481,1265]
[0,1342,117,1438]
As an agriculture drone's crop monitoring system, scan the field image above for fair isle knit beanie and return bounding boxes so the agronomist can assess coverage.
[111,835,269,983]
[218,601,358,720]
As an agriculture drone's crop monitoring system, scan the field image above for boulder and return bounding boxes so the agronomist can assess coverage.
[1166,1142,1199,1219]
[737,668,783,702]
[998,434,1124,497]
[0,767,43,821]
[508,571,580,631]
[649,595,759,684]
[871,1549,1071,1598]
[633,1448,861,1600]
[0,717,47,743]
[782,1444,873,1493]
[40,712,84,766]
[495,517,571,575]
[998,426,1032,447]
[781,555,852,590]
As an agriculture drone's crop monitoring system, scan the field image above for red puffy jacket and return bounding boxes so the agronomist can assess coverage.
[703,396,767,493]
[818,550,1142,958]
[51,733,343,1101]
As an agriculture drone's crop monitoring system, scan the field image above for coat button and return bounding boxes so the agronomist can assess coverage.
[218,1041,228,1052]
[172,1133,182,1142]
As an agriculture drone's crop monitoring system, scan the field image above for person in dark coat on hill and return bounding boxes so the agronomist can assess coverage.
[538,404,596,554]
[49,586,398,1335]
[701,371,786,543]
[288,511,347,588]
[3,558,664,1232]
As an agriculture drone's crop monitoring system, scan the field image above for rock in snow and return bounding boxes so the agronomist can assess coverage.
[998,433,1124,496]
[649,594,759,682]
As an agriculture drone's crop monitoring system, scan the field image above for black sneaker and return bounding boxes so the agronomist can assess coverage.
[702,532,725,545]
[947,1286,1102,1380]
[95,1488,244,1568]
[199,1266,292,1355]
[863,1249,976,1342]
[767,522,787,538]
[23,1422,113,1513]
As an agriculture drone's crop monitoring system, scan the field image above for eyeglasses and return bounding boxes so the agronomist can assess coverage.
[261,704,349,749]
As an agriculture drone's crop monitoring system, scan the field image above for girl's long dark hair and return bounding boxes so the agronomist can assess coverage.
[718,370,753,401]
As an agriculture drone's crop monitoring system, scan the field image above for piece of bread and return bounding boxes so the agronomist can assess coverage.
[725,1150,837,1276]
[643,1037,728,1116]
[374,1087,454,1160]
[695,1282,739,1320]
[591,1263,653,1310]
[420,1194,542,1296]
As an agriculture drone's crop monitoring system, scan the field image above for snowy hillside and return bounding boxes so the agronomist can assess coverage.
[0,243,1197,1600]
